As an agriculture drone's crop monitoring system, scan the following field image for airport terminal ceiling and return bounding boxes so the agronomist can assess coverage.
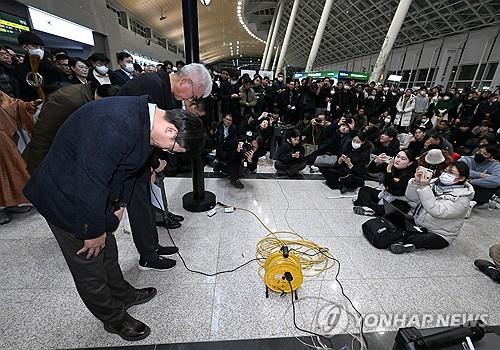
[112,0,499,67]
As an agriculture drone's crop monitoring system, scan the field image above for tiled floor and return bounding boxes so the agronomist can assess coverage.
[1,176,499,350]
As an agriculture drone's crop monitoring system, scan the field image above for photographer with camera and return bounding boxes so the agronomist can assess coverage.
[213,129,262,189]
[275,129,307,178]
[306,115,355,169]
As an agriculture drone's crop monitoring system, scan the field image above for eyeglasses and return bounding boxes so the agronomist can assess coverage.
[165,138,177,154]
[164,127,178,154]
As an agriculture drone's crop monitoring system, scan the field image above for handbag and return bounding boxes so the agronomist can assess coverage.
[362,217,405,249]
[313,154,338,168]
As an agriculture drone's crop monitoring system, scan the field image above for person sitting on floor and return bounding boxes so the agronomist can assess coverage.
[459,144,500,208]
[275,129,306,178]
[353,149,415,216]
[319,131,370,193]
[474,244,500,283]
[372,127,400,157]
[392,161,474,253]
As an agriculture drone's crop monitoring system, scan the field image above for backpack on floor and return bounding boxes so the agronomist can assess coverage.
[362,217,405,249]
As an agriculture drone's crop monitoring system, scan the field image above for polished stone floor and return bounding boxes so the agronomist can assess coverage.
[0,176,499,350]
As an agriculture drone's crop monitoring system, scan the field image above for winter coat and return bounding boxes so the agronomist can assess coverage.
[394,95,416,127]
[239,85,257,116]
[405,179,474,242]
[413,95,430,114]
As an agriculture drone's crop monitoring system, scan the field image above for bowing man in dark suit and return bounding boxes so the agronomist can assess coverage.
[23,98,205,341]
[117,63,213,270]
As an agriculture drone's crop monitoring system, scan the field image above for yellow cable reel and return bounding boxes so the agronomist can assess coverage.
[264,248,303,294]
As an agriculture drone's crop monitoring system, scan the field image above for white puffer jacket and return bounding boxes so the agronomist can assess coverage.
[405,178,475,242]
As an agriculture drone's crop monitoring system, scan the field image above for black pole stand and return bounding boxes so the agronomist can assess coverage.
[181,0,216,212]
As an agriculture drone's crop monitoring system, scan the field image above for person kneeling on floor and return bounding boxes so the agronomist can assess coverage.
[320,131,370,193]
[474,244,500,283]
[391,162,474,253]
[275,129,307,178]
[353,149,416,216]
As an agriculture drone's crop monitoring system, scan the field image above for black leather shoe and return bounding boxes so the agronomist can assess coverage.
[157,246,179,257]
[166,211,184,222]
[125,287,157,309]
[104,313,150,341]
[156,216,181,229]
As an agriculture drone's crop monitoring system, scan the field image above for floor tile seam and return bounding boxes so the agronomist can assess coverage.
[206,279,218,341]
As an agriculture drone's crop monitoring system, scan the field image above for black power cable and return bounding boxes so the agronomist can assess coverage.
[151,185,265,276]
[152,183,367,348]
[290,248,368,349]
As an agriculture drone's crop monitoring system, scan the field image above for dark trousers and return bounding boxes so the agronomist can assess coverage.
[127,166,160,262]
[275,159,307,176]
[49,223,135,324]
[405,231,449,250]
[321,168,364,190]
[354,186,385,216]
[472,185,498,205]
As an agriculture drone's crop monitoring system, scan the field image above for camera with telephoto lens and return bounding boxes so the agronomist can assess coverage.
[242,131,254,152]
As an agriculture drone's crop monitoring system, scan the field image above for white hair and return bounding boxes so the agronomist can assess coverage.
[177,63,213,98]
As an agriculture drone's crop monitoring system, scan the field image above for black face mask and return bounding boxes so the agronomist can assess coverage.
[474,153,487,163]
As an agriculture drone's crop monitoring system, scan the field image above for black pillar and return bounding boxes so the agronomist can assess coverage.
[181,0,216,212]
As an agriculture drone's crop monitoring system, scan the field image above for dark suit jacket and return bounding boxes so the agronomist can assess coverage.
[118,71,175,110]
[216,122,238,146]
[109,69,132,87]
[22,83,94,174]
[24,96,152,239]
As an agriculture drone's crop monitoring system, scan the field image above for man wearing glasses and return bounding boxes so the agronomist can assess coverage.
[118,63,213,271]
[24,96,206,341]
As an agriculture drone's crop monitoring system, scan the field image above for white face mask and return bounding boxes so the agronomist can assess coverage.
[330,90,335,95]
[443,96,450,101]
[345,86,351,90]
[95,66,109,75]
[352,142,361,149]
[28,48,44,59]
[439,172,456,186]
[278,77,284,82]
[384,118,391,124]
[123,62,134,73]
[368,95,375,99]
[420,91,426,96]
[383,87,389,91]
